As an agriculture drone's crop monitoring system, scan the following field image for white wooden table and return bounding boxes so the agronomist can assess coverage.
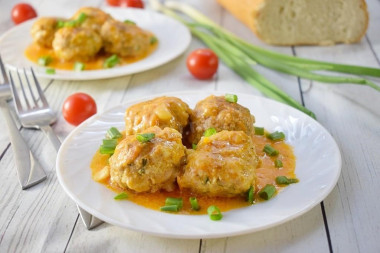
[0,0,379,252]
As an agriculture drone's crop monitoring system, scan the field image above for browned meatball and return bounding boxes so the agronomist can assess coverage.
[72,7,112,34]
[52,27,102,61]
[178,130,258,197]
[100,19,151,57]
[188,95,255,145]
[109,126,186,193]
[30,17,65,48]
[124,96,192,135]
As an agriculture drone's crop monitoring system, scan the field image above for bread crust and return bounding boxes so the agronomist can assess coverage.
[216,0,369,46]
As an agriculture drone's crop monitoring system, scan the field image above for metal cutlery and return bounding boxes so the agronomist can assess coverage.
[9,68,103,230]
[0,56,46,189]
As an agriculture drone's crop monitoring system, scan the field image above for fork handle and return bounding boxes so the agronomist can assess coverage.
[0,101,46,189]
[40,125,61,151]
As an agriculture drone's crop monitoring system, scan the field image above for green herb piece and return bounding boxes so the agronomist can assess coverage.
[207,205,223,221]
[56,20,65,28]
[225,93,238,103]
[165,197,183,209]
[258,184,276,200]
[38,56,52,66]
[263,144,279,156]
[150,36,158,44]
[63,20,77,27]
[107,127,122,139]
[45,68,56,74]
[274,159,283,168]
[276,176,299,185]
[136,133,155,143]
[254,127,264,135]
[103,54,120,68]
[74,62,85,71]
[99,139,118,154]
[203,127,217,137]
[114,192,128,200]
[142,158,147,167]
[77,12,87,24]
[192,143,197,150]
[160,205,179,212]
[247,186,254,204]
[267,131,285,141]
[124,19,136,25]
[189,197,200,211]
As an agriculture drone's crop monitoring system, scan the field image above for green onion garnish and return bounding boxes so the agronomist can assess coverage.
[207,205,223,221]
[247,186,254,204]
[189,197,200,211]
[103,54,120,68]
[136,133,155,143]
[124,19,136,25]
[74,62,85,71]
[99,139,117,154]
[258,184,276,200]
[56,20,65,28]
[203,127,217,137]
[274,159,283,168]
[38,56,52,66]
[192,143,197,150]
[267,131,285,141]
[225,93,238,103]
[45,68,55,74]
[276,176,299,185]
[150,36,158,44]
[107,127,122,139]
[263,144,279,156]
[77,12,87,24]
[63,20,77,27]
[254,127,264,135]
[160,205,179,212]
[165,197,183,209]
[114,192,128,200]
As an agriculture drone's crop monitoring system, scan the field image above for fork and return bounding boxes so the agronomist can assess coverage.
[9,68,103,230]
[0,56,46,189]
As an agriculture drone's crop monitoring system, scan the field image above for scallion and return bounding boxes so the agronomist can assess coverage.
[124,19,136,25]
[114,192,128,200]
[207,205,223,221]
[74,62,85,71]
[254,127,264,135]
[225,93,238,103]
[267,131,285,141]
[103,54,119,68]
[258,184,276,200]
[203,127,217,137]
[160,205,179,212]
[150,36,158,44]
[107,127,122,139]
[276,176,299,185]
[136,133,155,143]
[77,13,87,24]
[165,197,183,209]
[189,197,200,210]
[247,186,254,204]
[192,143,197,150]
[263,144,279,156]
[38,56,52,66]
[45,68,55,74]
[274,159,283,168]
[99,139,117,154]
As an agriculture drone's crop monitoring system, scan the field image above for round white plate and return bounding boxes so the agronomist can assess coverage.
[0,7,191,80]
[56,91,341,239]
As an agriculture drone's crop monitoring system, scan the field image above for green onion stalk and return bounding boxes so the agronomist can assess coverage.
[149,0,380,119]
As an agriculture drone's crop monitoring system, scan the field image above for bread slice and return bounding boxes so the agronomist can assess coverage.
[216,0,369,46]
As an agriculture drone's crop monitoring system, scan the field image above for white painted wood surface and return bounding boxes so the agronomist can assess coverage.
[0,0,379,252]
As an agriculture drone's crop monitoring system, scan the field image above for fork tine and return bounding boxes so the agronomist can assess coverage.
[9,71,23,112]
[0,55,9,83]
[23,68,38,107]
[17,69,31,109]
[30,68,49,107]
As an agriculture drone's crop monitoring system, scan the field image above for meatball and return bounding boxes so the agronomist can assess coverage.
[188,95,255,145]
[72,7,112,34]
[178,130,258,197]
[101,19,151,57]
[52,27,102,61]
[109,126,186,193]
[31,17,65,48]
[124,96,192,135]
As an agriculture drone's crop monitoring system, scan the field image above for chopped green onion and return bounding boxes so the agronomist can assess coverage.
[258,184,276,200]
[274,159,283,168]
[192,143,197,150]
[267,131,285,141]
[38,56,52,66]
[150,36,158,44]
[107,127,122,139]
[136,133,155,143]
[45,68,55,74]
[225,93,238,103]
[263,144,279,156]
[203,127,217,137]
[165,197,183,209]
[99,139,118,154]
[247,186,254,204]
[254,127,264,135]
[74,62,85,71]
[276,176,299,185]
[124,19,136,25]
[160,205,179,212]
[77,13,87,24]
[189,197,200,211]
[103,54,119,68]
[56,20,65,28]
[142,158,148,167]
[207,205,223,221]
[114,192,128,200]
[63,20,77,27]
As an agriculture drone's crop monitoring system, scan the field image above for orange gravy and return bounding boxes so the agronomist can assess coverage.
[90,134,296,214]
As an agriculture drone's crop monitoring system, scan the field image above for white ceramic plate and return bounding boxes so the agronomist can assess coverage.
[0,8,191,80]
[56,91,341,238]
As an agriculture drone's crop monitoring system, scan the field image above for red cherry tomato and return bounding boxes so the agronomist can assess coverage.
[11,3,37,25]
[186,49,219,80]
[62,93,97,126]
[106,0,144,8]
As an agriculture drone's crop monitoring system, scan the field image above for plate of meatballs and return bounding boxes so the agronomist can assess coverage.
[56,91,341,238]
[0,7,191,80]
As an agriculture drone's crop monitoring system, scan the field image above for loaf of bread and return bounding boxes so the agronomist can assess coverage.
[216,0,369,46]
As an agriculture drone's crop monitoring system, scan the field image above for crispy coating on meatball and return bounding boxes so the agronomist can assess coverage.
[72,7,112,34]
[101,19,151,57]
[188,95,255,145]
[109,126,186,193]
[52,27,102,61]
[178,130,258,197]
[124,96,192,135]
[31,17,65,48]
